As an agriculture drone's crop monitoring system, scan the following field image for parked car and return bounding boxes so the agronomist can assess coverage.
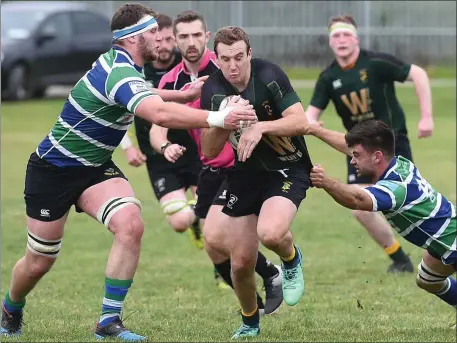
[1,1,112,100]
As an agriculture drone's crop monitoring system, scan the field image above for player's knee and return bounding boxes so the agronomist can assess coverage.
[258,226,286,249]
[416,260,448,293]
[168,212,194,233]
[110,209,144,244]
[162,199,195,232]
[231,254,256,277]
[24,253,56,279]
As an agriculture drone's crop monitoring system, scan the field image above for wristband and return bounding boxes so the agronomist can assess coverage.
[207,107,231,128]
[120,134,133,150]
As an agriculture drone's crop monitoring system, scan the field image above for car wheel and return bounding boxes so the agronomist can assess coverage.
[7,64,31,101]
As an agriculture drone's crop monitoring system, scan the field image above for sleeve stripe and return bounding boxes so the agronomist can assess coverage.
[126,90,154,112]
[371,184,396,210]
[108,76,145,101]
[362,188,378,211]
[132,94,160,114]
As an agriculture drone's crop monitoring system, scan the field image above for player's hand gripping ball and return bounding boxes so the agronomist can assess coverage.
[219,95,257,149]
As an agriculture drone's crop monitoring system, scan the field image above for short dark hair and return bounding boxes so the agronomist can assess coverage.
[110,4,157,32]
[328,14,358,29]
[213,26,251,57]
[345,120,395,157]
[155,13,173,30]
[173,10,206,35]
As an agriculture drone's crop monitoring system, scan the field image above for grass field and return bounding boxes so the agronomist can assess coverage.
[1,85,456,342]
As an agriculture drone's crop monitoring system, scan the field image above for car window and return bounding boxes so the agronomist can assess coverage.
[72,12,110,36]
[39,13,72,39]
[1,10,46,39]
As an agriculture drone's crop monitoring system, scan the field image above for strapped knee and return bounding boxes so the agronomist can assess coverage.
[27,231,62,258]
[96,197,142,228]
[417,260,448,289]
[161,199,194,216]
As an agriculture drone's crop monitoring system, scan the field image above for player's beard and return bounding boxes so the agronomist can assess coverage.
[157,48,173,64]
[139,34,158,62]
[182,45,205,63]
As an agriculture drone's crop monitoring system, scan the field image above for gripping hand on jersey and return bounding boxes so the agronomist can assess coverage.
[237,122,263,162]
[163,144,187,163]
[310,164,328,188]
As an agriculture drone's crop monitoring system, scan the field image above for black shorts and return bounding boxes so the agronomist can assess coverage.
[194,166,230,219]
[146,159,202,200]
[24,152,127,222]
[222,169,310,217]
[347,133,414,184]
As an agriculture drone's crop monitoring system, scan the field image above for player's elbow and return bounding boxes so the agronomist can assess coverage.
[202,146,220,160]
[152,103,169,127]
[408,64,429,83]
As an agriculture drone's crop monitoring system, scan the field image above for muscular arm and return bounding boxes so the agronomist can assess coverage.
[305,105,323,124]
[201,128,230,159]
[134,96,254,130]
[257,102,309,136]
[320,177,374,211]
[152,88,190,103]
[406,64,433,121]
[149,125,169,153]
[308,125,351,156]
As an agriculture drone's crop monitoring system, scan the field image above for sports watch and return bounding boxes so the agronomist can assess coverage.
[160,142,172,154]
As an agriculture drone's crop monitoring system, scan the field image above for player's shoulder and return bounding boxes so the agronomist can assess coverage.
[202,69,226,91]
[316,60,339,82]
[252,58,286,80]
[362,49,406,66]
[159,60,185,88]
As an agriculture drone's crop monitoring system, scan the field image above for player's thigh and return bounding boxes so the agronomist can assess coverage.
[24,152,81,257]
[147,167,185,201]
[423,250,456,276]
[257,196,298,242]
[203,205,231,246]
[221,170,265,218]
[24,153,79,225]
[194,167,227,219]
[77,176,142,235]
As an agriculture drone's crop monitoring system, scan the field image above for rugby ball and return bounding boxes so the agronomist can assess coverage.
[219,95,245,149]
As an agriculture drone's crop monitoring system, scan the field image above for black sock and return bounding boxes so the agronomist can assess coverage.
[241,307,260,327]
[255,251,278,279]
[214,260,265,309]
[214,260,234,288]
[389,247,411,264]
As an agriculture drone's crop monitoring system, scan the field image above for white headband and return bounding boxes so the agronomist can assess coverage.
[112,15,158,42]
[329,22,358,37]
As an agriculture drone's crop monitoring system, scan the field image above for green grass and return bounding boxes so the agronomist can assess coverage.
[283,65,456,80]
[1,85,456,342]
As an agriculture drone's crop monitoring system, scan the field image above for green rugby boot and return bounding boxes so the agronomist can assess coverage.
[281,246,304,306]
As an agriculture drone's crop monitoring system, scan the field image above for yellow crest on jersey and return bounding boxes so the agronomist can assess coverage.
[360,69,368,82]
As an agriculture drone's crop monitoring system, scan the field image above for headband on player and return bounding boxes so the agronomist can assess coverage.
[329,22,358,37]
[112,15,158,42]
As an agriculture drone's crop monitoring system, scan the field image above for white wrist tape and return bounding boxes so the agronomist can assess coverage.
[120,134,133,150]
[207,107,232,128]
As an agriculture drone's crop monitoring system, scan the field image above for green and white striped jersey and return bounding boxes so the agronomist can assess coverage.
[36,46,158,167]
[363,156,456,264]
